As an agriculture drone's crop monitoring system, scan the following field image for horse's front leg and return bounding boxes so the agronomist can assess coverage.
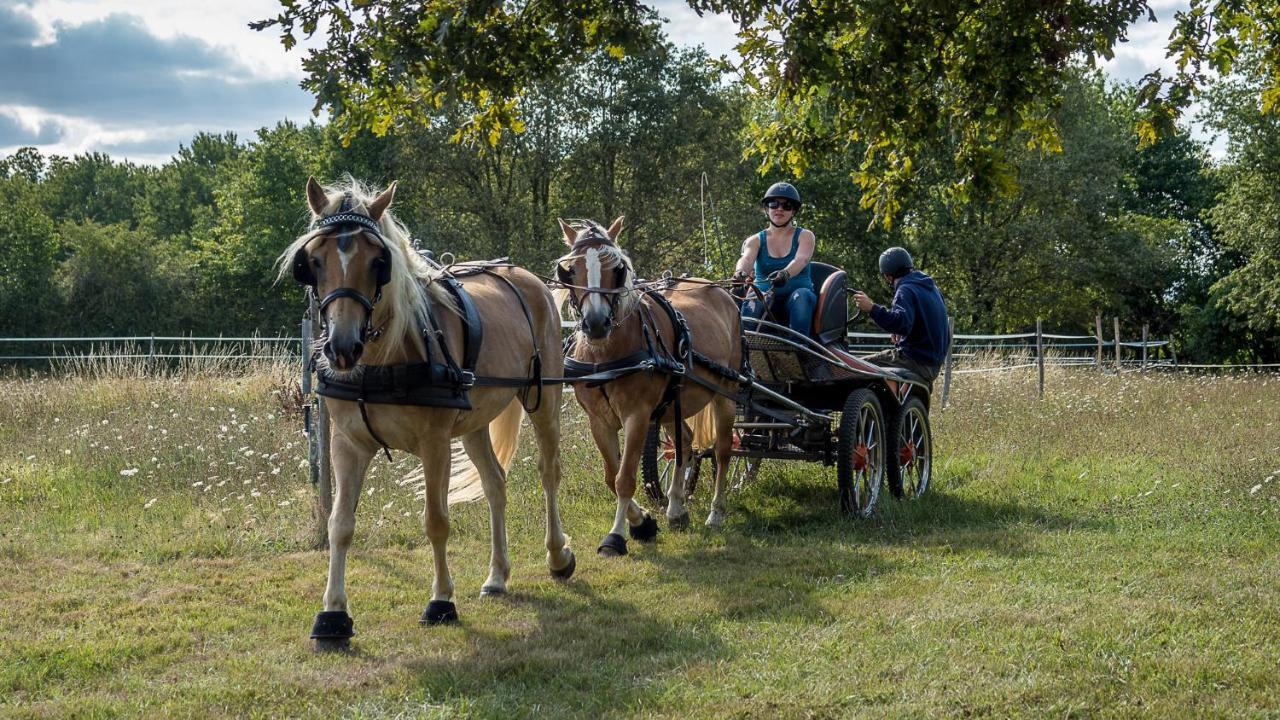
[598,412,658,557]
[663,416,697,531]
[460,430,511,596]
[419,430,459,625]
[529,390,575,579]
[311,432,375,650]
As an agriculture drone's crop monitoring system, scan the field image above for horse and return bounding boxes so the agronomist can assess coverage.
[279,177,575,649]
[554,218,742,557]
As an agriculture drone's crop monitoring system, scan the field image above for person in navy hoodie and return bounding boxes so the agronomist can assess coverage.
[732,181,818,336]
[852,247,950,384]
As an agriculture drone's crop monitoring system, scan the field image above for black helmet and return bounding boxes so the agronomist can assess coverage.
[879,247,914,278]
[761,182,801,207]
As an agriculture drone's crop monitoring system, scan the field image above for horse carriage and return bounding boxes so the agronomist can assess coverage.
[286,177,935,649]
[638,262,934,519]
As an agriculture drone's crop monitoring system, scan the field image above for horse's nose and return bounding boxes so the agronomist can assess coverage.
[582,314,610,339]
[324,338,364,369]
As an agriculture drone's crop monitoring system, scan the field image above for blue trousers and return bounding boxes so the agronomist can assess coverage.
[742,287,817,336]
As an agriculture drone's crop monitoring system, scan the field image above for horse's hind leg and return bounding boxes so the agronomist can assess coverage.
[313,433,375,650]
[419,430,459,625]
[528,387,575,578]
[705,395,736,528]
[460,430,511,595]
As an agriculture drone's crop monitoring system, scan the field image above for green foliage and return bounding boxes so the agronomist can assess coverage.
[1136,0,1280,145]
[192,122,329,333]
[0,177,58,335]
[40,152,151,228]
[55,221,183,334]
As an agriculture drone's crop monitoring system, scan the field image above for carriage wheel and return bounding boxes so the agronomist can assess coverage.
[888,397,932,499]
[641,422,703,506]
[727,450,762,492]
[836,388,885,518]
[641,425,758,505]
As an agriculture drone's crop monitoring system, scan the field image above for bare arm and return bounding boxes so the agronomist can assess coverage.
[782,229,816,278]
[734,235,760,277]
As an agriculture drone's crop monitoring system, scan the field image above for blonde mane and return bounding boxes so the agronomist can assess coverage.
[555,219,640,328]
[277,176,457,363]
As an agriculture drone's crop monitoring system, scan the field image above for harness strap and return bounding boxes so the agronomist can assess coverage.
[357,398,393,461]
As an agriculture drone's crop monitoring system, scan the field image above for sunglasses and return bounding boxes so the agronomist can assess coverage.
[764,199,797,211]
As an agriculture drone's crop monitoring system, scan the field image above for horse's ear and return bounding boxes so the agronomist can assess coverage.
[367,181,397,221]
[558,218,577,247]
[305,176,328,216]
[606,215,625,242]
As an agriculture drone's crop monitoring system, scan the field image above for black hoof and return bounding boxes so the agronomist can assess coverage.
[313,636,350,652]
[420,600,459,626]
[479,585,506,597]
[597,532,628,557]
[550,550,576,580]
[311,610,354,650]
[668,511,690,531]
[628,514,660,542]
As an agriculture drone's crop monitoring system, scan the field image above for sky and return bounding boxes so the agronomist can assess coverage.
[0,0,1218,166]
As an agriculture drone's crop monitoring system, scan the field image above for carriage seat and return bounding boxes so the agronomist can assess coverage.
[809,262,848,346]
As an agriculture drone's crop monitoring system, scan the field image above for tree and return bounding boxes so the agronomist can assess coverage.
[254,0,1279,225]
[192,122,329,334]
[0,176,58,335]
[55,221,180,334]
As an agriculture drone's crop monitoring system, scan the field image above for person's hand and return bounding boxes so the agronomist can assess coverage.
[732,270,750,282]
[852,290,874,313]
[767,269,790,288]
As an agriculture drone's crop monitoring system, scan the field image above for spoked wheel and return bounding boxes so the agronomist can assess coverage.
[642,425,760,505]
[888,397,932,499]
[641,422,704,507]
[836,388,885,518]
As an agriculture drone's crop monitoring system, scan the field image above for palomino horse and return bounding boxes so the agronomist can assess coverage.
[280,177,575,649]
[556,218,741,556]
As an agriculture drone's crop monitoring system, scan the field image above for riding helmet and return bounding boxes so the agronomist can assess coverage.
[761,181,801,207]
[878,247,914,279]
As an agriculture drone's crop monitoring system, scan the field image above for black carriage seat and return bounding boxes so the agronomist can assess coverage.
[809,262,849,346]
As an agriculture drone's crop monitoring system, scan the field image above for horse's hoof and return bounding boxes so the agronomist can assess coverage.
[668,511,690,531]
[310,610,354,650]
[705,510,725,528]
[479,585,506,597]
[628,514,660,542]
[313,636,351,652]
[550,550,576,580]
[597,533,628,557]
[420,600,459,626]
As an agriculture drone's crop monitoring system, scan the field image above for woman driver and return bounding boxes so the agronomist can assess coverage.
[733,182,817,335]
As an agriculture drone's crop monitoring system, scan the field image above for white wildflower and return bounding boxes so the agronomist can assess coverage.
[143,498,157,509]
[120,468,140,477]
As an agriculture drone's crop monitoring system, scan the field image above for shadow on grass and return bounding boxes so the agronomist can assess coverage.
[386,584,725,718]
[702,464,1112,560]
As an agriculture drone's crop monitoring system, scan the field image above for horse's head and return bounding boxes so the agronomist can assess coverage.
[291,176,398,370]
[555,216,632,340]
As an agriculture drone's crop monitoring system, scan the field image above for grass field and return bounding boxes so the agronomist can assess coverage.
[2,362,1278,718]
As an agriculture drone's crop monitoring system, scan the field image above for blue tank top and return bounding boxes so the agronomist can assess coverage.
[753,227,813,294]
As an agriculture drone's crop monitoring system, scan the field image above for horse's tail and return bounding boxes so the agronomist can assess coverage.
[444,398,524,505]
[690,402,719,450]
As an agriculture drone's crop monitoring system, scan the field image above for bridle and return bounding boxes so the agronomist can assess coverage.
[555,232,632,335]
[292,194,392,343]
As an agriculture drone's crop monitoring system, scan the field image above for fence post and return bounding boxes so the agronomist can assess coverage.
[1141,323,1149,370]
[1095,314,1103,369]
[1036,318,1045,399]
[148,334,155,361]
[941,315,954,409]
[1113,317,1122,370]
[304,293,333,549]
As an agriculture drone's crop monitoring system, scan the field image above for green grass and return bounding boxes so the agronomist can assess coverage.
[1,365,1278,718]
